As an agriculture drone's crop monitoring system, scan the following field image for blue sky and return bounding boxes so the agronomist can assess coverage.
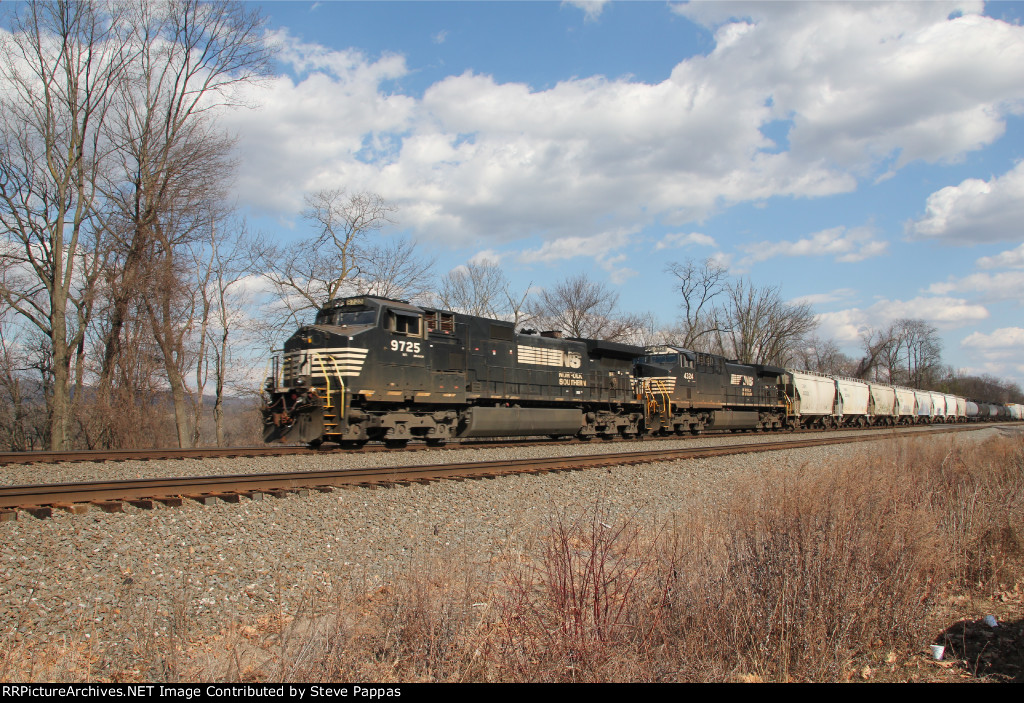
[216,2,1023,384]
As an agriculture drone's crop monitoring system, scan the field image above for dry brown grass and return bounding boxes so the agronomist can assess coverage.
[203,432,1023,683]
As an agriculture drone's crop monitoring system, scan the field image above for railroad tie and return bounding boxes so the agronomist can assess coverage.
[21,506,52,519]
[52,502,89,515]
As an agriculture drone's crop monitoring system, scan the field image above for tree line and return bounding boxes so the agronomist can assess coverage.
[1,1,1019,452]
[0,0,270,450]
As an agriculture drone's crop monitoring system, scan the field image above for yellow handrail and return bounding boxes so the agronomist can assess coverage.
[308,351,346,425]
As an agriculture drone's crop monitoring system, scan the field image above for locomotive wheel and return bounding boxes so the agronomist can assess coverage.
[425,438,446,447]
[385,439,409,449]
[307,438,324,449]
[341,440,368,450]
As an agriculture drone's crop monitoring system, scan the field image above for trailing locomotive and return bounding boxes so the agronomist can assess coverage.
[262,296,1020,447]
[632,347,789,433]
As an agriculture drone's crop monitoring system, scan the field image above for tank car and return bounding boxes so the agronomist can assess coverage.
[262,296,646,447]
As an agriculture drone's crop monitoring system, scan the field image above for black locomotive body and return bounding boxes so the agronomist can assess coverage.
[262,296,646,446]
[633,345,790,434]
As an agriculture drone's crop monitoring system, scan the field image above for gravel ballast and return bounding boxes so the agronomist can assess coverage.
[0,425,963,486]
[0,426,1007,679]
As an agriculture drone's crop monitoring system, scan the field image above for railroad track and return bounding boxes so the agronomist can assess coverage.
[0,423,991,520]
[0,420,991,466]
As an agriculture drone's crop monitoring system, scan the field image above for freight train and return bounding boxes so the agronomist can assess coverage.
[261,296,1023,447]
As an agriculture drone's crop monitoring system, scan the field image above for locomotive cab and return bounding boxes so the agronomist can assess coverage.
[263,296,448,445]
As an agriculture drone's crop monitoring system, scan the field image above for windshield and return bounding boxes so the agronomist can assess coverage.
[318,309,377,326]
[644,354,680,366]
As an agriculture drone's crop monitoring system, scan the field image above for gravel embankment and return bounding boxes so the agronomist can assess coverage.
[0,426,1005,679]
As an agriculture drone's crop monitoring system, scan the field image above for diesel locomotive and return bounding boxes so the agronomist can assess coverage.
[261,296,794,446]
[262,295,1022,447]
[263,295,644,447]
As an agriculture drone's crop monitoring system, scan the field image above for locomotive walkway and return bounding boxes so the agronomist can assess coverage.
[0,423,992,520]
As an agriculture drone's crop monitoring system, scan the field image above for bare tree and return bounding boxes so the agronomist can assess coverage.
[529,273,645,341]
[794,334,857,376]
[901,319,943,389]
[941,369,1024,403]
[355,238,435,302]
[0,312,40,450]
[199,217,257,447]
[709,278,817,365]
[256,189,397,332]
[854,323,902,381]
[437,262,509,318]
[0,0,133,449]
[96,0,270,447]
[665,258,728,349]
[855,318,942,388]
[436,261,536,329]
[142,215,204,447]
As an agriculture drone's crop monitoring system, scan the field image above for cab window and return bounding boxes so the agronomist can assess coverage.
[647,353,680,366]
[388,310,422,336]
[333,310,376,326]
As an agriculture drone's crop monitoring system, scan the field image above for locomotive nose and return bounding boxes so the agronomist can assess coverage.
[282,328,371,387]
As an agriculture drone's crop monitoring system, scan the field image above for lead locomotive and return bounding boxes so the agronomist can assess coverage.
[262,296,645,447]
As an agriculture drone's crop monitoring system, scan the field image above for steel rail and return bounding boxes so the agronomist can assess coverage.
[0,424,988,513]
[0,420,994,466]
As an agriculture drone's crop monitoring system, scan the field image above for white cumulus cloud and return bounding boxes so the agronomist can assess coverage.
[977,243,1024,269]
[789,288,859,307]
[816,295,989,345]
[564,1,609,22]
[927,271,1024,302]
[655,232,718,251]
[514,228,639,283]
[960,327,1024,361]
[906,161,1024,244]
[216,4,1024,253]
[740,226,887,266]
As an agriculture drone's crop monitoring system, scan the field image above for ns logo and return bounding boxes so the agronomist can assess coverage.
[730,373,754,386]
[564,352,582,369]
